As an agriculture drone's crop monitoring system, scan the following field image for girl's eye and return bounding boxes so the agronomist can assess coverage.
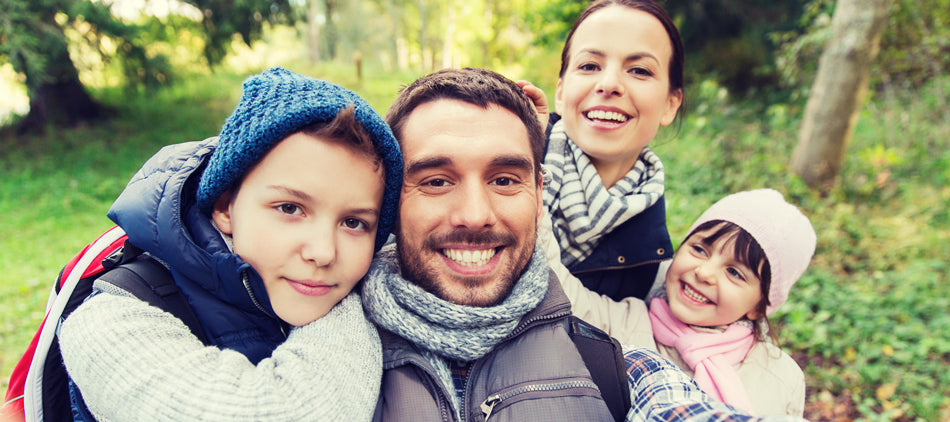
[278,203,302,215]
[343,218,367,230]
[727,267,746,281]
[690,244,708,257]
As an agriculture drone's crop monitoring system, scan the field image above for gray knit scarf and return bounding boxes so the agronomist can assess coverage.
[362,243,549,415]
[543,119,665,266]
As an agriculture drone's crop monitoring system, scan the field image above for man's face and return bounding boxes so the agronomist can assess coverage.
[396,99,542,307]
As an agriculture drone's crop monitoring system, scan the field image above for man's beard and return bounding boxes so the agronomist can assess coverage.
[396,228,535,307]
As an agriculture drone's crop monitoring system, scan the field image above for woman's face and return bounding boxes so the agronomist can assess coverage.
[555,5,682,187]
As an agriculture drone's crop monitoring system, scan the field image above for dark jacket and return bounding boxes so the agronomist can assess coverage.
[107,138,288,363]
[545,113,674,302]
[372,277,614,422]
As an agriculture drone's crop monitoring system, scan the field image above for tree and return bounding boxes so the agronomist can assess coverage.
[0,0,293,133]
[791,0,890,193]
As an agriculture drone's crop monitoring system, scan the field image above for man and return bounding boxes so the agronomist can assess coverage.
[362,68,801,422]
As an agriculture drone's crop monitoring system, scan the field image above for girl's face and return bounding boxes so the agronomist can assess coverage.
[555,5,682,187]
[665,227,764,327]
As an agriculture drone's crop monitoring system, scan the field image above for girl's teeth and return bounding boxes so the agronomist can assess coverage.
[683,284,710,303]
[444,249,495,266]
[586,110,628,122]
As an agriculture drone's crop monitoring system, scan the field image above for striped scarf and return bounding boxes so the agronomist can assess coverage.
[362,243,549,416]
[543,119,665,266]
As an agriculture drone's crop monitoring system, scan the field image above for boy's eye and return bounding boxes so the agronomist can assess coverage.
[278,203,302,215]
[342,218,367,230]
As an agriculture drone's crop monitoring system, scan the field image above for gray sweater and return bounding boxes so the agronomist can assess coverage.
[60,291,380,421]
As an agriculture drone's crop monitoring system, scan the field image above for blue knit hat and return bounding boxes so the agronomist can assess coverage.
[197,67,402,251]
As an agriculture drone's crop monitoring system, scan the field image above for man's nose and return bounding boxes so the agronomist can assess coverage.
[449,183,497,229]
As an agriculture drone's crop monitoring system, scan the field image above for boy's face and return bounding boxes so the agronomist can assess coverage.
[212,132,384,326]
[664,226,764,327]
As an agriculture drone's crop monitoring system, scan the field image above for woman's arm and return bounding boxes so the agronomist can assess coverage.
[538,209,656,348]
[60,292,380,421]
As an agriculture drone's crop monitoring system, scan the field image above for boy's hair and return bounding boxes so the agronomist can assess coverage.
[196,67,402,251]
[300,104,381,173]
[385,67,545,185]
[686,220,773,340]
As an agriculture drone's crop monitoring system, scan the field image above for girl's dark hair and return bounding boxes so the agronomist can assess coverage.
[558,0,686,125]
[686,220,776,342]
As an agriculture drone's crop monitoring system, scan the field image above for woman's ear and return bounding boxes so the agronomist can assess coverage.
[210,190,235,235]
[660,88,684,127]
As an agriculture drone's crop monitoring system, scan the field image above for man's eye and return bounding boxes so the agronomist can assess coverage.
[343,218,367,230]
[422,178,448,187]
[278,203,301,215]
[492,177,514,186]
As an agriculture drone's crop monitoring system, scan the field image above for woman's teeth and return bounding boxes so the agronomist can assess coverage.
[586,110,628,122]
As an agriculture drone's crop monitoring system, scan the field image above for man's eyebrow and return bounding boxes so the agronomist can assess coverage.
[405,156,453,176]
[490,156,533,172]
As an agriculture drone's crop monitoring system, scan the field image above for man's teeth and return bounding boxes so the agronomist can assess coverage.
[444,249,495,266]
[683,284,710,303]
[586,110,628,122]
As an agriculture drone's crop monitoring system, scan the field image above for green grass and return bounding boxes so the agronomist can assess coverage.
[2,66,948,421]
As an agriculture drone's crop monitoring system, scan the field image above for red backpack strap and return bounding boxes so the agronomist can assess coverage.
[5,226,127,422]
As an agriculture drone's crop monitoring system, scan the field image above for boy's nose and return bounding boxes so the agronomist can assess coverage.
[302,230,337,267]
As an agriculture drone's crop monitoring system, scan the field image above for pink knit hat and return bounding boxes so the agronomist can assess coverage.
[687,189,816,315]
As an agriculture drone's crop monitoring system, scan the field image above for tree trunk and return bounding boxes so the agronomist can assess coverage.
[323,0,338,60]
[307,0,322,62]
[16,8,104,133]
[791,0,890,193]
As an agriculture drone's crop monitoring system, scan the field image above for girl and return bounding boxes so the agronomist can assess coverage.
[536,0,686,301]
[550,189,816,416]
[57,68,403,421]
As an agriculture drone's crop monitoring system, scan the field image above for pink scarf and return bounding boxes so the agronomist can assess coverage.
[648,297,757,414]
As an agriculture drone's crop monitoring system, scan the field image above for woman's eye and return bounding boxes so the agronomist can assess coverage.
[629,67,654,77]
[578,62,600,72]
[278,203,302,215]
[343,218,367,230]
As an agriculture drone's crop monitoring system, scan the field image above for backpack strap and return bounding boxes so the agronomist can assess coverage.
[96,242,209,344]
[566,315,631,422]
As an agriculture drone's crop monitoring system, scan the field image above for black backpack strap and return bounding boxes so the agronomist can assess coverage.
[566,315,631,422]
[97,243,209,344]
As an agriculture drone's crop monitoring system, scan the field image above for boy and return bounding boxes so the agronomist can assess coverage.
[59,67,401,421]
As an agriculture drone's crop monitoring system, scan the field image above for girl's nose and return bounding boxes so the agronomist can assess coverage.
[694,261,718,285]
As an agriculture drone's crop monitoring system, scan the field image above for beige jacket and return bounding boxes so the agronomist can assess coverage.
[538,211,805,416]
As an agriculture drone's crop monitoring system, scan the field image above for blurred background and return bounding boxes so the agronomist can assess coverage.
[1,0,948,420]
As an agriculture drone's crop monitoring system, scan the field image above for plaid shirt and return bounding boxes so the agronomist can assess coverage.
[624,348,807,422]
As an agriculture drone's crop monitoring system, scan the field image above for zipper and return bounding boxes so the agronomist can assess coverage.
[479,379,601,420]
[571,258,666,275]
